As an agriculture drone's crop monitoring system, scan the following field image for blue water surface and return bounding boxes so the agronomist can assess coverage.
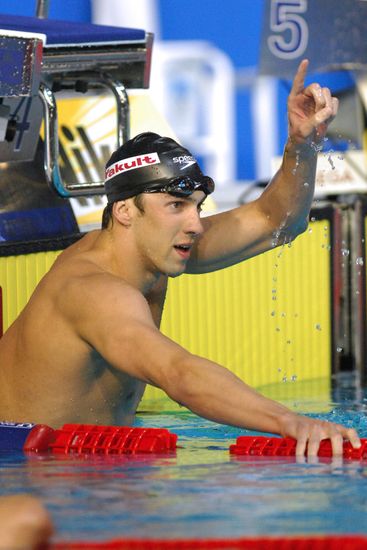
[1,376,367,543]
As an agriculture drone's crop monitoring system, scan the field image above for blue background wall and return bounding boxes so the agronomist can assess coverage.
[158,0,265,181]
[0,0,268,181]
[0,0,91,20]
[0,0,357,181]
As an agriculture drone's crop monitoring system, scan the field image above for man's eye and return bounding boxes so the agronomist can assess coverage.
[171,201,183,209]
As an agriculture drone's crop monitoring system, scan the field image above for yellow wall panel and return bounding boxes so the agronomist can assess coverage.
[0,251,61,330]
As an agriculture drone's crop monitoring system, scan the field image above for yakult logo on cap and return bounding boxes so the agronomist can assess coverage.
[105,153,160,182]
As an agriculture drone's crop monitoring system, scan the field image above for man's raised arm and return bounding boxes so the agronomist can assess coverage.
[187,59,338,274]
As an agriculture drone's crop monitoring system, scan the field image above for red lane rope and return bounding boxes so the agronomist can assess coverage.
[229,436,367,459]
[52,535,367,549]
[46,424,177,455]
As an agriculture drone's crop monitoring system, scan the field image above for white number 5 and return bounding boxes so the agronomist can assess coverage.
[267,0,309,60]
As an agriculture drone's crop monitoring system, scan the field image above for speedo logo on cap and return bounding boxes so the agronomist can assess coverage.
[105,153,160,182]
[173,155,197,170]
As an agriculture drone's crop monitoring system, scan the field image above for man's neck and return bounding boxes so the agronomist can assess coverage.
[96,228,162,295]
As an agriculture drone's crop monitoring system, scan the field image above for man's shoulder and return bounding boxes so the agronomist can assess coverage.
[44,252,142,310]
[62,267,141,301]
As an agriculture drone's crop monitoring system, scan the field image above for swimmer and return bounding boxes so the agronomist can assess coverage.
[0,494,53,549]
[0,60,360,457]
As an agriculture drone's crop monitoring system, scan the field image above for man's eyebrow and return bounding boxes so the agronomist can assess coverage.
[169,195,206,207]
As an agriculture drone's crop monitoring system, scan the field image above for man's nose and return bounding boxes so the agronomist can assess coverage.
[185,210,204,236]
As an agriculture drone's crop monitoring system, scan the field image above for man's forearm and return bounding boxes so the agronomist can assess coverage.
[166,354,295,435]
[258,139,319,243]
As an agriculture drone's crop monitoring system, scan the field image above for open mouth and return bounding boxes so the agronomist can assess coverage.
[174,244,192,258]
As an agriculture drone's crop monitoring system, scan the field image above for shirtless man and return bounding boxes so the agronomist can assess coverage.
[0,60,361,456]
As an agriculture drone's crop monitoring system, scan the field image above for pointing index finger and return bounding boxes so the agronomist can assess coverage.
[290,59,309,97]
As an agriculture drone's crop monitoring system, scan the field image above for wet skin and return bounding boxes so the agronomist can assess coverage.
[0,192,205,427]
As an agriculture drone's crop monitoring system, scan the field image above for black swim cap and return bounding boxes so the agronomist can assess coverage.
[104,132,214,203]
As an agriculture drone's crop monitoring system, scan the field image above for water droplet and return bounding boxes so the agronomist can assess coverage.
[292,156,300,175]
[276,327,281,332]
[315,324,322,331]
[291,375,297,382]
[356,257,364,266]
[304,182,309,187]
[281,312,286,317]
[310,141,323,153]
[271,311,276,317]
[326,152,335,170]
[282,376,288,383]
[308,228,313,234]
[336,347,343,353]
[286,340,292,344]
[341,248,350,257]
[310,217,316,222]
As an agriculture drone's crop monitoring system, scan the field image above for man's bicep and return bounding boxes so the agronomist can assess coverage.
[69,284,187,387]
[97,318,188,388]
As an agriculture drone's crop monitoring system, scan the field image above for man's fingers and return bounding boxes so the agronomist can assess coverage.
[313,105,334,126]
[306,434,322,457]
[296,426,361,459]
[343,427,361,449]
[304,83,328,110]
[295,434,308,457]
[290,58,309,97]
[331,96,339,117]
[330,433,344,457]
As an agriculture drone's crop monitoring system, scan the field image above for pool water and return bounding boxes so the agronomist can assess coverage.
[1,376,367,543]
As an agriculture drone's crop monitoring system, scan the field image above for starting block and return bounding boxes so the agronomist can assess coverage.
[0,13,153,197]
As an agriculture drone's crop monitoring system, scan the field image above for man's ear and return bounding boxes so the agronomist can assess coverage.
[112,200,132,227]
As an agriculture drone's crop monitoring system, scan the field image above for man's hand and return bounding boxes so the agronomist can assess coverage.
[288,59,339,145]
[279,411,361,457]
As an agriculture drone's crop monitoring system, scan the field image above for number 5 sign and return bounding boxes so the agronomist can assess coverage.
[260,0,367,77]
[267,0,309,60]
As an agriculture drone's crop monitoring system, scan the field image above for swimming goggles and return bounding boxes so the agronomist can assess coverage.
[144,176,215,197]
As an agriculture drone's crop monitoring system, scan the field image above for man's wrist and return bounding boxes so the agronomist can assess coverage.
[276,409,301,438]
[284,138,320,159]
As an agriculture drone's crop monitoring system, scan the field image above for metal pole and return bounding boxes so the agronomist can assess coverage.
[35,0,50,18]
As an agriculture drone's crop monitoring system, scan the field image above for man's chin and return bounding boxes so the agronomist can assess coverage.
[166,266,186,278]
